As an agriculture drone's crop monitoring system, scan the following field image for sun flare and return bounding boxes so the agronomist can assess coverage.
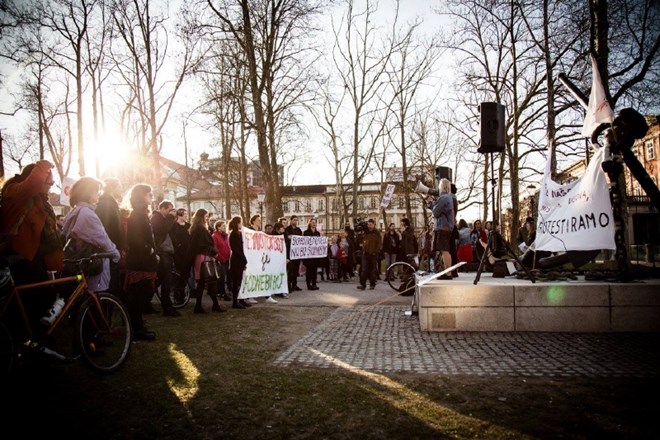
[88,132,133,175]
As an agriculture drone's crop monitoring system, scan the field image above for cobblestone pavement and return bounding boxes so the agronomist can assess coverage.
[273,305,660,377]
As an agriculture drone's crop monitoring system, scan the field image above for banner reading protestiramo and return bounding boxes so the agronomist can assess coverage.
[535,147,615,252]
[238,228,288,299]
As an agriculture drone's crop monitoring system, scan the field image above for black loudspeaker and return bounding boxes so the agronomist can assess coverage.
[477,102,505,154]
[435,166,452,182]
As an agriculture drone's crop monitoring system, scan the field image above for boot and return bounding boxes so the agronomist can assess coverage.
[194,279,206,313]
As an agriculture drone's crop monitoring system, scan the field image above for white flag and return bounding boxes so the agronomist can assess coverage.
[581,55,614,137]
[380,184,395,208]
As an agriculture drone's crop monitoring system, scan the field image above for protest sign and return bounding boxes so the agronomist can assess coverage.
[380,184,395,208]
[289,235,328,260]
[238,228,288,299]
[535,147,615,252]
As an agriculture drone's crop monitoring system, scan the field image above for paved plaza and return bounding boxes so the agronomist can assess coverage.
[271,276,660,377]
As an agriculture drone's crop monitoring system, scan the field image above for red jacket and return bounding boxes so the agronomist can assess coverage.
[212,230,230,263]
[0,160,63,270]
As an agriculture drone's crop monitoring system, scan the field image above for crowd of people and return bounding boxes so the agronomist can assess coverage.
[1,161,537,342]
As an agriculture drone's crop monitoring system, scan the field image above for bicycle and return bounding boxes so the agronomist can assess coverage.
[385,254,420,296]
[387,257,467,317]
[0,253,132,375]
[155,268,191,309]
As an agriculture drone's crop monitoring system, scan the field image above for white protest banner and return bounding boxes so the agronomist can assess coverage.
[238,228,288,299]
[380,184,395,208]
[59,176,76,206]
[289,235,328,260]
[581,55,614,137]
[535,147,615,252]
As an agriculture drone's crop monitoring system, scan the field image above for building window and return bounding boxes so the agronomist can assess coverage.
[319,199,325,212]
[398,197,405,209]
[370,196,376,209]
[646,140,655,160]
[359,197,364,210]
[294,200,300,212]
[332,198,338,211]
[306,200,312,212]
[282,201,289,212]
[633,145,642,159]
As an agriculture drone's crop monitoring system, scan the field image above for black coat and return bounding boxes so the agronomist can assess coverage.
[126,208,158,272]
[96,193,123,249]
[229,230,247,271]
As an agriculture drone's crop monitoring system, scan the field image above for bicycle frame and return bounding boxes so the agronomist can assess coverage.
[1,275,83,338]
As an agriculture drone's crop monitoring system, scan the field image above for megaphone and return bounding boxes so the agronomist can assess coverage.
[415,181,439,196]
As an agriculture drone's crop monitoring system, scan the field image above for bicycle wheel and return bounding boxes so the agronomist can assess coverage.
[170,271,191,309]
[76,292,132,374]
[385,261,416,293]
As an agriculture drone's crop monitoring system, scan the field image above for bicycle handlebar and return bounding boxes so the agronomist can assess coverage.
[63,252,116,264]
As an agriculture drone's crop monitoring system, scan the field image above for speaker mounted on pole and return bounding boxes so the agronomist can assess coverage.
[477,102,505,154]
[435,166,453,182]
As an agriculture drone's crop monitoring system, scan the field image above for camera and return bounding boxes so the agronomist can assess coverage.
[354,218,368,233]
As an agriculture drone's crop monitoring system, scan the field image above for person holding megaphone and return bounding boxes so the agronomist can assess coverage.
[428,178,455,280]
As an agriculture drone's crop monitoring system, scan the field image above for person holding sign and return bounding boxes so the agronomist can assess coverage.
[228,216,250,309]
[303,218,321,290]
[285,215,303,293]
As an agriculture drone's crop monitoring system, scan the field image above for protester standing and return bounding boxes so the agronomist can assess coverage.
[124,184,158,341]
[187,209,225,314]
[356,219,382,290]
[96,177,125,302]
[228,216,250,309]
[285,215,303,293]
[303,218,321,290]
[430,178,455,279]
[212,220,231,301]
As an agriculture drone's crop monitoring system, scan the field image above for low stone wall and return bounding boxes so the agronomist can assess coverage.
[417,276,660,332]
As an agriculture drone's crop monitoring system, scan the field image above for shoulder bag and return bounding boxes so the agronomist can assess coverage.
[201,259,222,281]
[62,209,104,276]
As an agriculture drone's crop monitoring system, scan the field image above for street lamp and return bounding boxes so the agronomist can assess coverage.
[257,192,265,219]
[526,184,537,217]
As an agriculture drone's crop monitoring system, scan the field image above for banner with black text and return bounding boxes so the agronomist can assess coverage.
[289,235,328,260]
[535,147,615,251]
[238,228,288,299]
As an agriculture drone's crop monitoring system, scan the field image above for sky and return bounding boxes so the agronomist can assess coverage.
[0,0,525,224]
[156,0,447,187]
[0,0,452,185]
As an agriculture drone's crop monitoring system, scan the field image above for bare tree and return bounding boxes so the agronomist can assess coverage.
[84,0,115,177]
[39,0,97,176]
[331,0,403,222]
[590,0,660,110]
[111,0,202,200]
[381,4,443,221]
[203,0,324,222]
[440,0,553,238]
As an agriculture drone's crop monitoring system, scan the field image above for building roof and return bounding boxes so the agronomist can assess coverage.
[161,156,213,190]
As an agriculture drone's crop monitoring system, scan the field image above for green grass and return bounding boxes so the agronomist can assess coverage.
[4,305,658,439]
